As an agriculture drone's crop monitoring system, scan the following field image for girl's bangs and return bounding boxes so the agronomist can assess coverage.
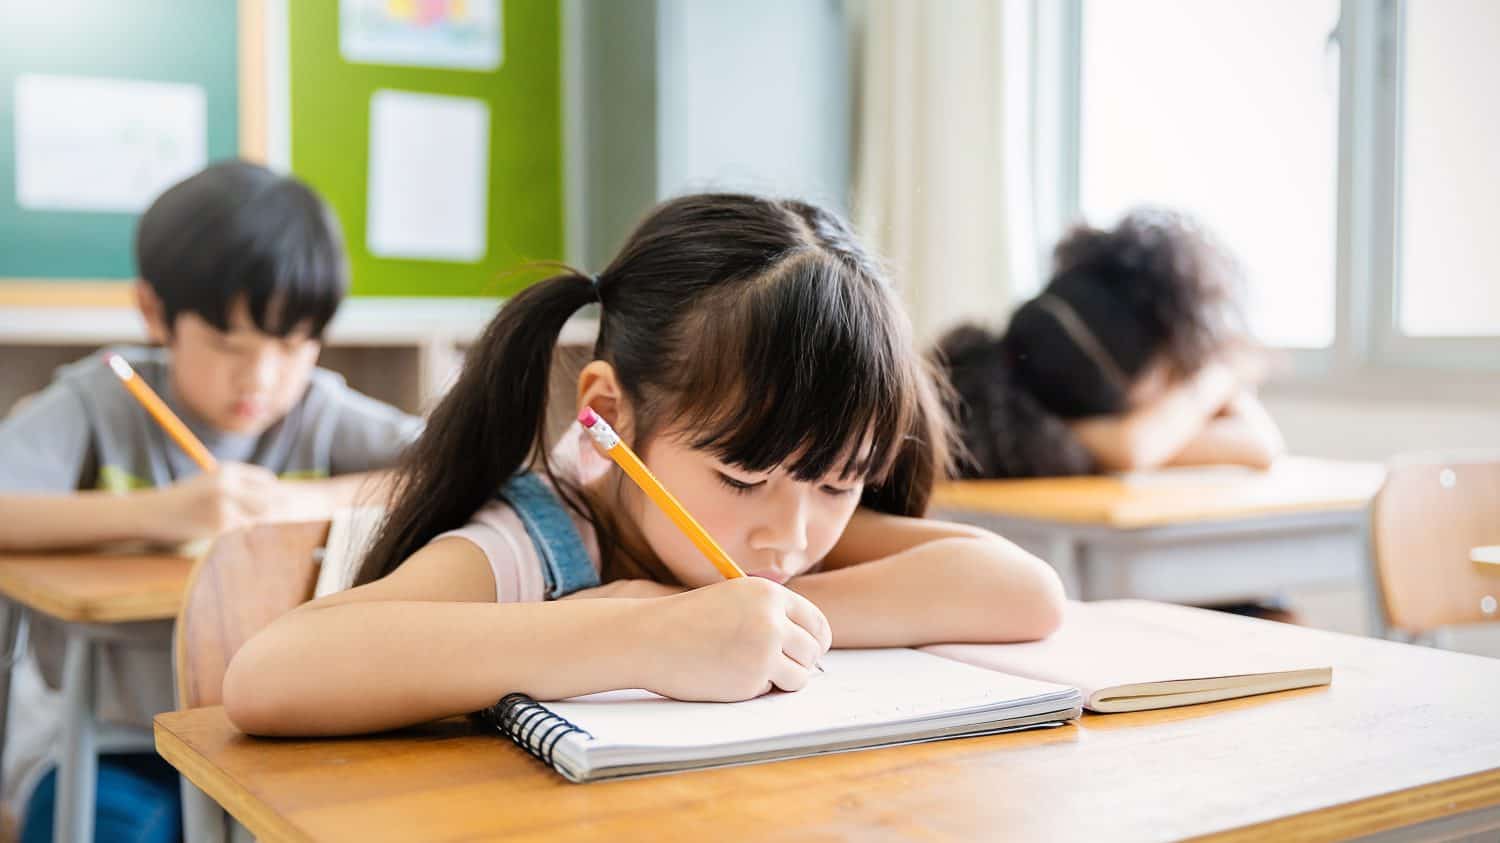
[653,252,917,485]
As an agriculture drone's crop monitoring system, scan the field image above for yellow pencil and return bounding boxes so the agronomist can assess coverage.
[105,353,218,472]
[578,406,745,580]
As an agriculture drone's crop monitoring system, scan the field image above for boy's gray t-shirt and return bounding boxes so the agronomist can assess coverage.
[0,344,421,494]
[0,345,421,728]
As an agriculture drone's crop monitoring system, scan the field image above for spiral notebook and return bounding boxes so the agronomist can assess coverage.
[483,648,1082,783]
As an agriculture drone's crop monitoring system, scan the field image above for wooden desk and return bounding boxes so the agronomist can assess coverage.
[932,458,1386,610]
[155,605,1500,842]
[0,553,194,843]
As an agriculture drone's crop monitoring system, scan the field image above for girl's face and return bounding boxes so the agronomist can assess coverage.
[623,430,865,588]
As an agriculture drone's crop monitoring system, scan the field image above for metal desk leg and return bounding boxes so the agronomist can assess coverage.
[181,777,228,843]
[0,602,22,802]
[55,630,96,843]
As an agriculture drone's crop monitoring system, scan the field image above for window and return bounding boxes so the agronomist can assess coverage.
[1079,0,1341,349]
[1039,0,1500,375]
[1397,0,1500,338]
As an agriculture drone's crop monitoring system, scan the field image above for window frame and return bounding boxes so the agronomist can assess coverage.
[1032,0,1500,394]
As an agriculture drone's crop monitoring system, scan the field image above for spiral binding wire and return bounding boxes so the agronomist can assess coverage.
[483,693,592,770]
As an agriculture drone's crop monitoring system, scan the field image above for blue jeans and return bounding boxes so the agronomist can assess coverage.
[20,753,181,843]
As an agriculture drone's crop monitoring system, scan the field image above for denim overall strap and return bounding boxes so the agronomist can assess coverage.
[497,472,600,599]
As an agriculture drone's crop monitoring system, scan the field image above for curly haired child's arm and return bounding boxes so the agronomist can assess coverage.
[1068,361,1242,471]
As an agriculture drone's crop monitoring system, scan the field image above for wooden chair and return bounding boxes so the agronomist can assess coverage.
[174,520,328,709]
[1370,457,1500,642]
[173,520,330,843]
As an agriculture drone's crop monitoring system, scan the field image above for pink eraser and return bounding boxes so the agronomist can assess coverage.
[578,407,600,428]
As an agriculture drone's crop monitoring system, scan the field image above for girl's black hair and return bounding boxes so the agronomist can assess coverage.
[135,159,348,338]
[357,193,954,585]
[934,208,1243,478]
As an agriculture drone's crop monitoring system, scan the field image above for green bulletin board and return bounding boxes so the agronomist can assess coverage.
[0,0,239,280]
[288,0,564,298]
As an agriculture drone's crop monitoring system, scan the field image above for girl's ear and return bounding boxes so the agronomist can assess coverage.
[577,360,635,444]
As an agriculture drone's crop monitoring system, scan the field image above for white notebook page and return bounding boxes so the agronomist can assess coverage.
[543,648,1075,751]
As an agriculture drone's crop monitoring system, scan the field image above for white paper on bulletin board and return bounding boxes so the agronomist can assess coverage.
[13,74,207,213]
[366,89,490,263]
[340,0,503,71]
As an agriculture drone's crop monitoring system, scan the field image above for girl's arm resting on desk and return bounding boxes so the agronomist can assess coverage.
[790,509,1066,648]
[1068,362,1241,472]
[224,537,831,736]
[1166,392,1286,469]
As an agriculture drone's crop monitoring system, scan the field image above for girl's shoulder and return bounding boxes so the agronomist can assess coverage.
[434,498,552,602]
[431,451,603,603]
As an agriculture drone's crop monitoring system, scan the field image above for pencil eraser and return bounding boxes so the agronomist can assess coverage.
[578,407,600,429]
[105,353,132,379]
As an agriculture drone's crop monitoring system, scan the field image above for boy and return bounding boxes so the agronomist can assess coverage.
[0,160,419,841]
[1,160,418,546]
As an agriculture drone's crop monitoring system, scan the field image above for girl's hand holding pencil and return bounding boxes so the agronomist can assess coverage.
[577,406,831,693]
[630,576,832,701]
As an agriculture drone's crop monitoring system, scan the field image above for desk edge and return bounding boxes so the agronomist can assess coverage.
[155,716,313,843]
[1194,766,1500,842]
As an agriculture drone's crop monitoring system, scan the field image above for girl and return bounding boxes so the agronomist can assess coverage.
[225,194,1065,736]
[935,209,1285,479]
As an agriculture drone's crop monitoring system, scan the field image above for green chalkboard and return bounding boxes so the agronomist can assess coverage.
[0,1,239,280]
[288,0,564,298]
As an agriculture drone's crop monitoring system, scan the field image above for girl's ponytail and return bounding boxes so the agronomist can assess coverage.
[356,271,597,584]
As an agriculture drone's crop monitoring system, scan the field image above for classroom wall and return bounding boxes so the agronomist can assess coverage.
[573,0,852,266]
[656,0,851,211]
[1263,393,1500,462]
[573,0,659,266]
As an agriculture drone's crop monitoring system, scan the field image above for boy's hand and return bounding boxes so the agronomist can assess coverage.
[147,462,277,541]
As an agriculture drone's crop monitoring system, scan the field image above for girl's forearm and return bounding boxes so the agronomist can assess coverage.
[789,537,1064,648]
[224,597,652,736]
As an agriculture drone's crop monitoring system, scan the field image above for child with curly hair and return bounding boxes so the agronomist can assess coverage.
[935,209,1284,478]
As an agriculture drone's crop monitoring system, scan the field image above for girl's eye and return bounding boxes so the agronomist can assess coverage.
[716,472,764,495]
[820,484,859,498]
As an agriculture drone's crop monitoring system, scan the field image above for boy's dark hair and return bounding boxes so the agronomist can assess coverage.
[934,208,1243,478]
[134,159,349,338]
[358,193,956,586]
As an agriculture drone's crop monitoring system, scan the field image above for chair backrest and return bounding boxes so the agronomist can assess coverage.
[174,520,330,709]
[1371,457,1500,635]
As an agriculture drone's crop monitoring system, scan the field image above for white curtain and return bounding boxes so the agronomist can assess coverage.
[851,0,1037,345]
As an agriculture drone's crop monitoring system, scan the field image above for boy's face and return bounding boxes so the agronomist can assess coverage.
[140,288,322,436]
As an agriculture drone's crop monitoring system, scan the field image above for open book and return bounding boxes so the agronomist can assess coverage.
[483,648,1081,783]
[924,600,1332,713]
